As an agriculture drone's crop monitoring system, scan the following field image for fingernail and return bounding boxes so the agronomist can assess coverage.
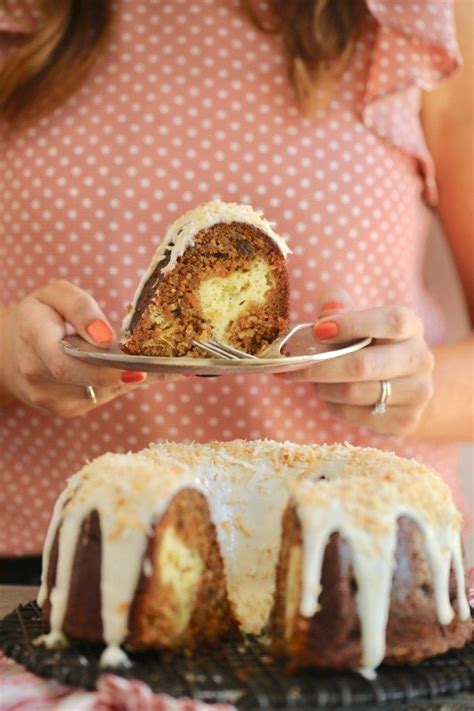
[86,319,114,344]
[121,371,146,384]
[321,301,344,312]
[314,321,339,339]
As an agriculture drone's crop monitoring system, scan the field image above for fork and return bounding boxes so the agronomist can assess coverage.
[192,322,314,360]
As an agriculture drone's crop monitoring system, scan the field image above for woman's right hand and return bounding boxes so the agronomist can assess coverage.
[0,279,180,418]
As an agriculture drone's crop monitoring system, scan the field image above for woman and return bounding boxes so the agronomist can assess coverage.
[0,0,472,583]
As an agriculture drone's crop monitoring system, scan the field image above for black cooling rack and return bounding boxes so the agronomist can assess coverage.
[0,601,473,710]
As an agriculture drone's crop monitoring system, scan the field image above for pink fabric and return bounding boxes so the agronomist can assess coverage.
[0,654,236,710]
[0,0,467,556]
[0,1,39,34]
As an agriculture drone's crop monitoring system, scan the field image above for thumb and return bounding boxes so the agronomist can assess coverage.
[317,286,353,317]
[34,279,116,348]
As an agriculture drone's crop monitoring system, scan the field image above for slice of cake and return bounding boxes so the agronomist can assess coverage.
[121,200,291,357]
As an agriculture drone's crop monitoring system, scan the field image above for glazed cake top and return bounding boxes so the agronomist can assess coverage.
[289,442,462,529]
[122,200,291,332]
[145,438,323,477]
[57,451,201,530]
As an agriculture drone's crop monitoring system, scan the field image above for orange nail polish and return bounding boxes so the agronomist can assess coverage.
[314,321,339,339]
[86,319,114,344]
[121,371,146,384]
[321,301,344,311]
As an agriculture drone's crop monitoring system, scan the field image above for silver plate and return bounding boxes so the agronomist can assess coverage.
[62,332,371,376]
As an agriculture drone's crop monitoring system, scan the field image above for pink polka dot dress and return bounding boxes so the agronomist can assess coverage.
[0,0,464,555]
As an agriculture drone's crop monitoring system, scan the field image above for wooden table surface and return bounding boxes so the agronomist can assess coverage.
[0,586,38,618]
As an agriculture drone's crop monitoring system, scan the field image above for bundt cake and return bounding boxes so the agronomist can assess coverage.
[120,201,291,357]
[37,441,472,675]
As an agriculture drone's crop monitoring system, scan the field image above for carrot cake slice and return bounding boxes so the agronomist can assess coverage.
[121,200,291,357]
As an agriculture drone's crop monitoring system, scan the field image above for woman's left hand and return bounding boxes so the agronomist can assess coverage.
[278,289,435,437]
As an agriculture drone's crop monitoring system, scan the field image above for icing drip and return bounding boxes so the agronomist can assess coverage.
[416,520,470,624]
[292,444,470,672]
[99,512,149,665]
[452,533,471,621]
[100,645,132,669]
[37,440,470,673]
[296,490,398,671]
[38,482,83,608]
[122,200,291,332]
[48,512,84,639]
[144,439,324,633]
[38,452,202,667]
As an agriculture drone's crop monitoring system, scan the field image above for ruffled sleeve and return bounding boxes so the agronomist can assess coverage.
[363,0,462,205]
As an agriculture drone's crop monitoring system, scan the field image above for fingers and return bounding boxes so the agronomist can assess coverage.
[22,300,131,388]
[320,371,434,438]
[145,373,192,384]
[21,369,189,419]
[315,375,434,407]
[281,339,434,383]
[25,381,122,418]
[314,304,423,344]
[33,279,115,348]
[325,402,426,437]
[19,287,149,390]
[4,281,192,419]
[317,286,353,316]
[26,379,152,418]
[276,286,434,438]
[18,297,187,395]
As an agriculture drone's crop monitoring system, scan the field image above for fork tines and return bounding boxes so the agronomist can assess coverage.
[193,339,256,360]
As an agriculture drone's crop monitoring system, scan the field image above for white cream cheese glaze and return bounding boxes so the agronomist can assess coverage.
[37,441,470,674]
[121,200,291,332]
